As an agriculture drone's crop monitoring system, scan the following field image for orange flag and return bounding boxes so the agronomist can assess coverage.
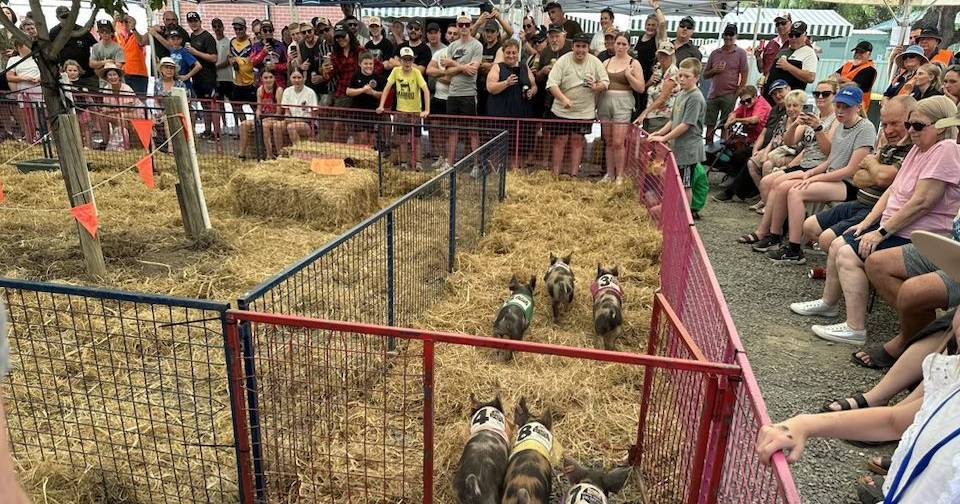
[70,202,98,238]
[129,118,154,149]
[136,154,155,189]
[177,112,191,140]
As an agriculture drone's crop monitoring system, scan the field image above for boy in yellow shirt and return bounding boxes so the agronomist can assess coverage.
[378,46,431,170]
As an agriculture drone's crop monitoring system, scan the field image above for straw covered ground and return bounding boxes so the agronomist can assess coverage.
[275,172,665,503]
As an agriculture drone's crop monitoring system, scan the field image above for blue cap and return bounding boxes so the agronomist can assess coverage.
[768,79,789,92]
[835,86,863,107]
[896,44,929,65]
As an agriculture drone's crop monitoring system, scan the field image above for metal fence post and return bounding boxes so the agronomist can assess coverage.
[235,301,266,503]
[386,210,396,350]
[422,339,435,504]
[631,295,664,466]
[686,376,720,504]
[224,317,256,504]
[703,376,742,504]
[448,168,458,273]
[254,119,265,161]
[376,123,384,196]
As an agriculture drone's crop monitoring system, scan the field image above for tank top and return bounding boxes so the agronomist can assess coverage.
[259,86,279,115]
[604,58,633,91]
[486,62,532,118]
[634,35,658,80]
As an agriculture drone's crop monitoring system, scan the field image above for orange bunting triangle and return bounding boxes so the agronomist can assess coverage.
[70,202,98,238]
[129,118,154,150]
[136,154,155,189]
[310,158,346,175]
[177,112,191,140]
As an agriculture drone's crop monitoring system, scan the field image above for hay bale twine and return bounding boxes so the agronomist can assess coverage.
[229,158,379,230]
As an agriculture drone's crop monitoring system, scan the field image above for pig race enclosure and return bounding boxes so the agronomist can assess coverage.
[0,103,798,504]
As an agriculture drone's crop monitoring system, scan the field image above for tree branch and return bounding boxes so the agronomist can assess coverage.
[71,6,101,39]
[49,0,81,55]
[0,10,30,46]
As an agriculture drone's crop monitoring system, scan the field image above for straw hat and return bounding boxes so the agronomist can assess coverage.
[98,61,124,79]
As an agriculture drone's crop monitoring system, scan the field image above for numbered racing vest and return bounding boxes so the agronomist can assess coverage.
[590,274,623,302]
[469,406,509,444]
[502,292,534,323]
[564,482,607,504]
[510,421,553,461]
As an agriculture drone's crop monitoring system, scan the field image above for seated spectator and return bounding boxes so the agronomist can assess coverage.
[346,52,385,146]
[98,63,139,150]
[756,234,960,504]
[747,89,805,207]
[803,96,914,259]
[634,40,677,133]
[153,56,189,97]
[912,63,943,100]
[884,45,926,99]
[791,96,960,344]
[598,33,645,183]
[723,85,771,146]
[747,86,876,264]
[714,82,785,203]
[944,65,960,104]
[276,68,317,148]
[239,69,282,159]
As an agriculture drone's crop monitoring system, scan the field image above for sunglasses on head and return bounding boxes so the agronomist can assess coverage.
[812,91,833,98]
[905,121,931,131]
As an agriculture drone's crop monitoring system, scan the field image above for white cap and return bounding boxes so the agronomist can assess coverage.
[399,46,414,58]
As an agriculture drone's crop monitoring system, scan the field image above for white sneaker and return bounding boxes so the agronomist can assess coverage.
[470,165,480,178]
[790,298,840,317]
[811,322,866,345]
[600,175,612,183]
[615,176,625,185]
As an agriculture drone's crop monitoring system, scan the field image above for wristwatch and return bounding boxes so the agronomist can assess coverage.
[877,226,889,237]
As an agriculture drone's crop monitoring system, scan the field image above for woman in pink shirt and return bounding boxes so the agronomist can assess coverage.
[791,95,960,346]
[723,85,771,146]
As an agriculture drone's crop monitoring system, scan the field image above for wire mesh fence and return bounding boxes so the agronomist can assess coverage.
[0,278,248,504]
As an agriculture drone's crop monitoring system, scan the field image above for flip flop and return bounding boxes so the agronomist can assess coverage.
[856,475,884,504]
[820,393,869,413]
[738,232,761,244]
[867,456,891,476]
[851,347,898,370]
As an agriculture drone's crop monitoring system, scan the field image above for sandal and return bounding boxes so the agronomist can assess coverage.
[867,456,891,476]
[748,201,765,211]
[855,475,884,504]
[738,232,761,244]
[820,393,870,413]
[851,346,898,370]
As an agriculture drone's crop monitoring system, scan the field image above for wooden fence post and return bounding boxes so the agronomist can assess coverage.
[163,92,212,240]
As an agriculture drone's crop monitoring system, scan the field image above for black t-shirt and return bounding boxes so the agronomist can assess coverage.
[190,30,218,87]
[634,35,658,80]
[49,24,97,78]
[399,41,431,69]
[298,38,325,94]
[478,41,500,91]
[365,37,395,62]
[349,70,384,109]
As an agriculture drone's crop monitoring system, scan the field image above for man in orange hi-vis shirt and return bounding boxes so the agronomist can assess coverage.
[114,13,149,94]
[836,41,877,112]
[916,26,953,66]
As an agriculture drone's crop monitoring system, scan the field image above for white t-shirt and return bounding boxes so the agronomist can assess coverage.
[431,47,449,100]
[590,32,606,54]
[281,85,318,118]
[8,54,39,92]
[790,45,818,74]
[215,36,233,82]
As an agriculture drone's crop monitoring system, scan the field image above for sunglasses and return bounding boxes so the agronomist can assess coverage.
[788,32,802,38]
[678,23,693,29]
[233,25,245,29]
[812,91,833,98]
[320,27,331,32]
[347,22,358,27]
[457,22,471,27]
[904,121,931,131]
[775,20,788,26]
[741,97,754,104]
[261,28,274,33]
[523,24,534,28]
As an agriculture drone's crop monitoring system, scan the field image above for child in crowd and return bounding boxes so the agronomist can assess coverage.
[646,56,707,208]
[346,52,384,146]
[377,46,430,170]
[60,59,93,147]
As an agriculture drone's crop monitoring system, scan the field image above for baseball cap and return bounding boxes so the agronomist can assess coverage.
[912,231,960,284]
[96,19,113,31]
[313,16,331,27]
[678,16,695,28]
[656,40,674,55]
[789,21,807,35]
[768,79,790,92]
[571,32,591,44]
[407,18,423,28]
[232,17,246,28]
[774,12,791,23]
[55,6,70,19]
[547,23,564,33]
[366,16,382,27]
[604,29,618,39]
[333,24,347,36]
[834,86,863,107]
[723,23,737,36]
[531,28,547,44]
[484,20,499,31]
[165,26,186,39]
[186,11,201,22]
[260,20,274,31]
[400,46,414,58]
[853,41,873,53]
[543,1,562,11]
[918,27,942,41]
[427,21,441,32]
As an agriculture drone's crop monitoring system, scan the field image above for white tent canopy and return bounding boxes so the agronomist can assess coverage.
[723,8,853,39]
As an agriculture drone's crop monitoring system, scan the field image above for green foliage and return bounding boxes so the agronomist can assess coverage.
[771,0,894,28]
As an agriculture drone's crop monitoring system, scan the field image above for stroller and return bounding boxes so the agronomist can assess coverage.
[705,122,751,180]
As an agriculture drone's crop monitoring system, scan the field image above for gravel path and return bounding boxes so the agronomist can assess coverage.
[696,190,899,504]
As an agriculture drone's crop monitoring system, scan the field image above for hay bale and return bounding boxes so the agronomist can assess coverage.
[229,158,379,230]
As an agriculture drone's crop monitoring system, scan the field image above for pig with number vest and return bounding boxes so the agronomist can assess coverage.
[502,397,554,504]
[493,274,536,361]
[453,393,511,504]
[591,265,623,350]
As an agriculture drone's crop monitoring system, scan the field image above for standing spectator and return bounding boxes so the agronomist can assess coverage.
[377,46,431,169]
[277,68,317,147]
[635,41,678,133]
[395,19,431,72]
[426,22,445,54]
[90,19,126,85]
[251,19,262,42]
[7,37,39,96]
[343,15,368,46]
[50,5,98,91]
[185,11,219,138]
[590,8,614,55]
[703,23,748,149]
[213,18,235,134]
[365,16,395,63]
[647,56,706,203]
[287,22,302,46]
[519,16,540,63]
[229,17,256,126]
[0,7,17,71]
[388,19,406,47]
[599,33,645,183]
[442,15,484,170]
[163,27,202,91]
[471,8,514,44]
[764,21,817,97]
[114,13,149,94]
[18,17,35,41]
[298,20,331,107]
[546,32,608,177]
[326,24,365,108]
[885,45,927,99]
[673,16,702,65]
[912,63,944,101]
[281,24,293,48]
[426,24,458,168]
[836,41,877,112]
[633,0,667,114]
[149,10,179,60]
[755,12,790,78]
[915,27,953,66]
[250,21,287,88]
[239,69,281,159]
[486,39,537,162]
[543,1,582,38]
[477,20,503,115]
[535,23,571,114]
[346,52,384,145]
[596,29,617,62]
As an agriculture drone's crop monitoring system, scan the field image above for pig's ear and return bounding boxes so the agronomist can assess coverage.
[602,467,632,494]
[469,393,481,410]
[529,275,537,293]
[597,263,603,276]
[492,391,503,411]
[563,253,572,265]
[540,407,553,429]
[509,274,519,290]
[549,252,557,265]
[612,265,620,277]
[514,396,529,426]
[562,457,588,484]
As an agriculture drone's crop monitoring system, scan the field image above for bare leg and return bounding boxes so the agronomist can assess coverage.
[612,123,627,178]
[239,120,252,158]
[786,181,847,244]
[568,134,585,176]
[865,247,909,306]
[836,244,869,331]
[822,236,846,305]
[601,124,614,177]
[551,134,568,176]
[272,121,285,156]
[896,273,949,344]
[766,178,804,235]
